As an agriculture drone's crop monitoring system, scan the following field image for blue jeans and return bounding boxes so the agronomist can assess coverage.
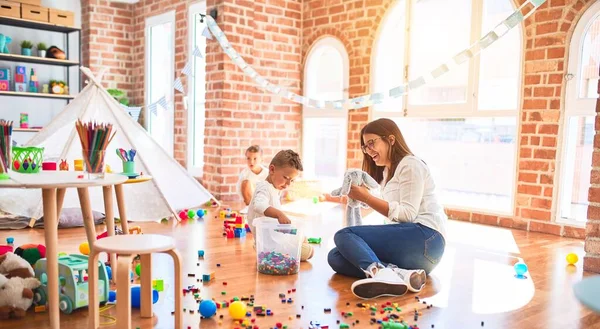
[327,223,445,278]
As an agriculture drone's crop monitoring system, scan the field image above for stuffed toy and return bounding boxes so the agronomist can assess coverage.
[14,244,46,267]
[0,253,40,319]
[331,169,379,227]
[0,273,41,319]
[0,252,35,279]
[45,46,66,59]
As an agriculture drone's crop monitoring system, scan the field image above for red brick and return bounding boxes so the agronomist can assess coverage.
[586,221,600,237]
[519,173,538,183]
[585,239,600,254]
[540,174,554,184]
[472,214,498,226]
[521,209,551,221]
[525,74,541,85]
[529,221,561,235]
[584,256,600,273]
[523,99,547,110]
[547,47,565,59]
[534,149,556,160]
[518,184,542,196]
[539,124,559,134]
[590,187,600,203]
[536,22,558,35]
[519,160,549,171]
[563,226,586,239]
[531,197,552,210]
[542,136,557,147]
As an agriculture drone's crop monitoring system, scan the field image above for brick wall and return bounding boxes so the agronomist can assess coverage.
[81,0,134,92]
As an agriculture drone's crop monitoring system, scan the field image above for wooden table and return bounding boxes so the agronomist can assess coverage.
[106,175,153,282]
[0,171,128,329]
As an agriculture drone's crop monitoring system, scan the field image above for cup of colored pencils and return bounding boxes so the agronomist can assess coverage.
[75,120,116,179]
[0,120,12,180]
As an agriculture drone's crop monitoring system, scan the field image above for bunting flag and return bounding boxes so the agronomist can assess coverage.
[174,77,185,93]
[193,46,203,58]
[201,0,547,111]
[148,103,158,116]
[202,26,213,40]
[158,96,169,110]
[182,61,194,77]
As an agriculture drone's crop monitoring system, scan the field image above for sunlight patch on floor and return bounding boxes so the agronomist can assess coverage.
[446,220,521,255]
[472,258,534,314]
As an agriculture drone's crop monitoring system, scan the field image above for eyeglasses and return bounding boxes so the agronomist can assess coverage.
[361,137,383,153]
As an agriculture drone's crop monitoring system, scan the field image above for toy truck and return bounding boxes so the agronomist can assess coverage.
[33,254,109,314]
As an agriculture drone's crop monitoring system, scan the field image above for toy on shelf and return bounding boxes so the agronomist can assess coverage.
[0,34,12,54]
[0,68,10,92]
[50,80,67,95]
[33,254,109,314]
[19,113,28,129]
[46,46,66,60]
[15,66,26,93]
[28,69,38,93]
[42,161,57,171]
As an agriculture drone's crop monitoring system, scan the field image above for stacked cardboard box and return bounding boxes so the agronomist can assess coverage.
[0,0,75,27]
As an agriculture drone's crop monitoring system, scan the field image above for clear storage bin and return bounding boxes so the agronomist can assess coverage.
[252,217,303,275]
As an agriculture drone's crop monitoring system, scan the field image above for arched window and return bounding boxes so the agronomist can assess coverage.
[558,1,600,223]
[372,0,522,213]
[303,37,349,189]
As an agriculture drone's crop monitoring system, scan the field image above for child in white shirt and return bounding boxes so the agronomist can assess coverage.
[247,149,314,261]
[238,145,269,205]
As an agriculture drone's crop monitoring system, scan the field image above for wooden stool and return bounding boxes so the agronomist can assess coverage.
[87,234,183,329]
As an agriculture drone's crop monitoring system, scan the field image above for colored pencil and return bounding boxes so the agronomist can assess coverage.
[75,120,115,173]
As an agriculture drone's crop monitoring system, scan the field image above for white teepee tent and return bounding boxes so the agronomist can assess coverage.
[0,67,217,222]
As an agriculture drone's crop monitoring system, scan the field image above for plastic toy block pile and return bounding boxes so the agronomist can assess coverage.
[220,208,251,238]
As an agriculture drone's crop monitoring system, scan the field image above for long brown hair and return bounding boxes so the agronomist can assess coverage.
[360,118,413,184]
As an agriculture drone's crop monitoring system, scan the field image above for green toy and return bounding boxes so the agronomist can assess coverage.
[34,254,109,314]
[307,237,322,244]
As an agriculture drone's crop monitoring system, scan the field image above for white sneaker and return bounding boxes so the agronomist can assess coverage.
[387,265,427,292]
[351,263,408,299]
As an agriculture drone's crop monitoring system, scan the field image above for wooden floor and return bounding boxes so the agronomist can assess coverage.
[3,200,600,329]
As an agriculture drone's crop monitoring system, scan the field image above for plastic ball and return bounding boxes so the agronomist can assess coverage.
[566,253,579,265]
[228,301,247,320]
[135,263,141,276]
[199,300,217,318]
[197,209,205,218]
[188,209,196,219]
[79,242,90,255]
[514,261,528,277]
[108,290,116,302]
[179,211,188,220]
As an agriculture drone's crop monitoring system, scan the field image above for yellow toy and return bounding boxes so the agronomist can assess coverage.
[228,301,246,320]
[78,242,89,255]
[566,253,579,265]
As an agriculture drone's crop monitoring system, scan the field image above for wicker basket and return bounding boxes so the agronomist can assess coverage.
[12,146,44,173]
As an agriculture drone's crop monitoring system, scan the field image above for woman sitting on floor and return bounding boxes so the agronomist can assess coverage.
[327,118,448,299]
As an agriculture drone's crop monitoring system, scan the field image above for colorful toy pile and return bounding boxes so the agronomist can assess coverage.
[257,251,299,275]
[178,208,207,220]
[223,213,250,239]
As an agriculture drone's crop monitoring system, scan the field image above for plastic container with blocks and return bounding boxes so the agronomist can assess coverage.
[253,217,304,275]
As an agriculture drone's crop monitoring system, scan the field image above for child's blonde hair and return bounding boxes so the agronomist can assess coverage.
[270,150,303,171]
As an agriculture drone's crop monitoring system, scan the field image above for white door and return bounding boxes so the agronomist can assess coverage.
[145,11,176,156]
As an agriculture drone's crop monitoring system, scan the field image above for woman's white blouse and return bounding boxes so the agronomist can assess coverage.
[381,156,447,239]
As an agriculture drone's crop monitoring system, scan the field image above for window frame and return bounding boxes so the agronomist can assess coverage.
[144,10,176,157]
[555,0,600,226]
[187,1,207,177]
[369,0,523,215]
[370,0,523,119]
[302,36,350,184]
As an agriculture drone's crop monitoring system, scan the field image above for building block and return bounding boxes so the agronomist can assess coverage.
[0,68,10,80]
[14,74,24,83]
[15,83,26,92]
[198,250,204,258]
[0,80,8,91]
[15,66,26,75]
[202,274,211,282]
[152,279,164,292]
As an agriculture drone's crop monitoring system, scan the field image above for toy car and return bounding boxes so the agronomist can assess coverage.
[34,254,109,314]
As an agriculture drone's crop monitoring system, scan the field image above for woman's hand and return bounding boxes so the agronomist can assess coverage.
[348,184,371,204]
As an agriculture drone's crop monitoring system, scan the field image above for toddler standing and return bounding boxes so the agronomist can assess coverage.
[238,145,269,205]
